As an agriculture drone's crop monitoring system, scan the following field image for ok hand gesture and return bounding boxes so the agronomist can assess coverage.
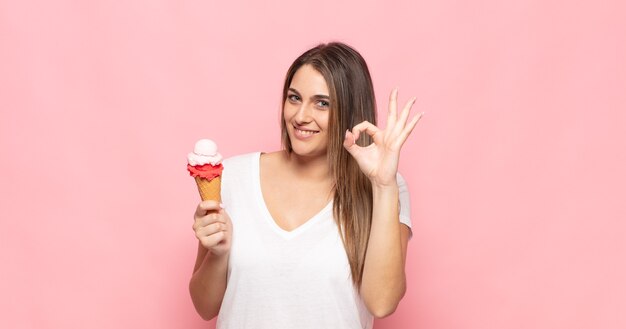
[343,88,424,187]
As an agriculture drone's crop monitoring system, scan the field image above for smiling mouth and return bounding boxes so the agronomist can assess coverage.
[295,128,319,136]
[293,126,320,136]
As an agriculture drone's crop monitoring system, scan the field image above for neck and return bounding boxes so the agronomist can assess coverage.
[283,150,331,182]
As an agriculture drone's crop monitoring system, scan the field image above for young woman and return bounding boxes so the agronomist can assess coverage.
[189,42,423,329]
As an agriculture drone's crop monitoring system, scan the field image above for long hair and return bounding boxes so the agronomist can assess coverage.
[280,42,377,288]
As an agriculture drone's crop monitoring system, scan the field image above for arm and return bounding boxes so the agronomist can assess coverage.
[360,183,411,318]
[343,88,423,318]
[189,201,232,320]
[189,242,228,320]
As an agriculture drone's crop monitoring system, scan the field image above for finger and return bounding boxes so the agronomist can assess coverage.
[343,129,357,148]
[343,129,362,158]
[193,210,227,230]
[203,211,227,225]
[351,120,381,142]
[195,200,222,217]
[386,88,399,132]
[394,96,417,136]
[199,231,226,249]
[396,112,424,147]
[196,222,227,238]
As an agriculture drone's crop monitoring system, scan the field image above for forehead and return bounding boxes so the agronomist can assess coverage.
[290,64,329,95]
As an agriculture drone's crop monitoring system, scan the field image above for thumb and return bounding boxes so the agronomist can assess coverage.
[343,129,358,154]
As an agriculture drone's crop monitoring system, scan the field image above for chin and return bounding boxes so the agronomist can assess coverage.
[289,143,326,158]
[286,129,327,157]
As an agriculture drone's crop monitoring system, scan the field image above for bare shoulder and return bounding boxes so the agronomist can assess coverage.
[260,150,288,179]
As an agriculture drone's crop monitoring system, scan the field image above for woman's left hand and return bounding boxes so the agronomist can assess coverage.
[343,88,424,187]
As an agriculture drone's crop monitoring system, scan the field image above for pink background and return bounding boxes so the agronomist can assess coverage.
[1,0,625,328]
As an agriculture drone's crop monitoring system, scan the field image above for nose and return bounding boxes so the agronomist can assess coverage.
[294,102,313,124]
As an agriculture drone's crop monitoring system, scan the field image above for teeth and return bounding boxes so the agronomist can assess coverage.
[296,128,317,136]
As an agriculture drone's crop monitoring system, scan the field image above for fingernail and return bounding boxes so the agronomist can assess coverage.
[219,203,226,209]
[345,129,350,138]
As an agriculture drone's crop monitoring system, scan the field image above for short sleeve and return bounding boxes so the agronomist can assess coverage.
[397,172,413,240]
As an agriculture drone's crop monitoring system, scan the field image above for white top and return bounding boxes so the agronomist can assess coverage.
[216,152,412,329]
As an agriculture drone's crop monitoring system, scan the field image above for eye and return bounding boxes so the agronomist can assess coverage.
[316,100,330,108]
[287,94,301,102]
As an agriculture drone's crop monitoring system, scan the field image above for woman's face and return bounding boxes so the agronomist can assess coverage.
[284,64,331,158]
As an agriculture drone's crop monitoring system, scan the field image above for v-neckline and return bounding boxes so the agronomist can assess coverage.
[253,152,333,240]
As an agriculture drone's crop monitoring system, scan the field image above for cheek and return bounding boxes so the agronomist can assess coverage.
[319,112,330,130]
[283,103,296,121]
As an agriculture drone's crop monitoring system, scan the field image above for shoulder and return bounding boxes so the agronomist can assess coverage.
[222,152,260,169]
[259,150,287,170]
[396,172,408,189]
[221,152,260,183]
[395,171,413,238]
[222,151,285,167]
[395,171,410,200]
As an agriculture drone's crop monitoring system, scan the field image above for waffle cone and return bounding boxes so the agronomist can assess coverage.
[194,176,221,202]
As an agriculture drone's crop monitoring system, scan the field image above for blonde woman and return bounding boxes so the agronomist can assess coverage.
[189,42,423,329]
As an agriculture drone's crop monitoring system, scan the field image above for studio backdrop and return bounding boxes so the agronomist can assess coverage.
[1,0,624,328]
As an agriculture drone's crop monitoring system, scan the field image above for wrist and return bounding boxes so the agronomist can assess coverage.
[204,249,229,267]
[371,181,399,194]
[209,250,229,260]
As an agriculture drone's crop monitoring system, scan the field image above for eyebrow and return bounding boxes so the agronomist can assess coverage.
[288,87,330,99]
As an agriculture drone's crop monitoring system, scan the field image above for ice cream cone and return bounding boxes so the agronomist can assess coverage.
[188,139,223,202]
[195,176,221,202]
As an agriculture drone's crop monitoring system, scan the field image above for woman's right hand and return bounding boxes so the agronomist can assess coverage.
[193,200,232,257]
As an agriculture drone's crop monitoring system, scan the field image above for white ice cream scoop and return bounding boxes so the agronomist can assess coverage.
[194,139,218,156]
[188,139,223,166]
